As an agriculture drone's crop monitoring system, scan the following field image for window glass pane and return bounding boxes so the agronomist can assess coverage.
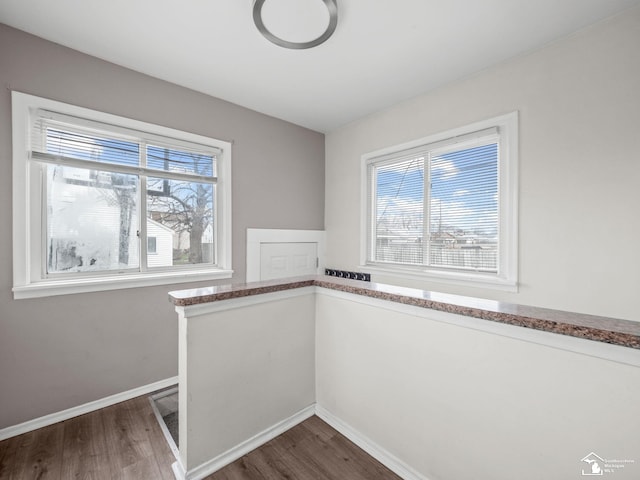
[429,143,498,272]
[147,177,214,266]
[146,145,215,177]
[46,165,139,273]
[147,237,157,254]
[374,157,424,264]
[46,128,140,167]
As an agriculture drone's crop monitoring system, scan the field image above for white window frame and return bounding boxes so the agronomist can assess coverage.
[12,92,233,299]
[360,112,518,292]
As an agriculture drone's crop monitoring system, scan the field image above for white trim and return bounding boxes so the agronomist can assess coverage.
[13,269,234,299]
[0,376,178,441]
[316,287,640,368]
[171,459,187,480]
[170,401,428,480]
[179,404,316,480]
[12,91,30,292]
[246,228,326,282]
[149,387,180,462]
[172,460,187,480]
[175,286,316,318]
[363,264,518,292]
[11,91,233,299]
[217,142,233,274]
[315,404,431,480]
[360,112,518,291]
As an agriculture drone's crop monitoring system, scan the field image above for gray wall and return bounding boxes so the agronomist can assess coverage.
[0,24,325,429]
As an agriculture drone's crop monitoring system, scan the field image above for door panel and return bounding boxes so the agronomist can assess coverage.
[260,242,318,281]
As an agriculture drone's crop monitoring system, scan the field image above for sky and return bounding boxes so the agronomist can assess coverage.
[375,142,498,240]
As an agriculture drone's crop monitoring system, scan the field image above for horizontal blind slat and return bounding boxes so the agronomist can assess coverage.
[31,152,217,184]
[429,142,498,272]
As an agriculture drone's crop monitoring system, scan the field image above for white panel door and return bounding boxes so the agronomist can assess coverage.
[260,242,318,281]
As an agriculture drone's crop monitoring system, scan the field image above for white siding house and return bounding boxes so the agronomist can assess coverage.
[147,219,174,268]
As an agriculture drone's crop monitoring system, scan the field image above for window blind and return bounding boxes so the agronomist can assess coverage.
[373,155,425,265]
[429,141,498,272]
[368,130,499,273]
[30,110,218,183]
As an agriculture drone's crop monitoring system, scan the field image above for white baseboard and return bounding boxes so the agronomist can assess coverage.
[179,404,316,480]
[149,387,180,462]
[315,404,431,480]
[174,403,428,480]
[0,376,178,441]
[172,460,186,480]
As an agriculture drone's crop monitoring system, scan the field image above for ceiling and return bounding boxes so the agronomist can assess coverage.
[1,0,638,133]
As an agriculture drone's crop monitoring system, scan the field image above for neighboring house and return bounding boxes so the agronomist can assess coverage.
[147,210,214,264]
[147,219,174,268]
[48,168,174,271]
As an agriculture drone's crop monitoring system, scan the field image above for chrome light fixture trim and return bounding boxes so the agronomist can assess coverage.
[252,0,338,49]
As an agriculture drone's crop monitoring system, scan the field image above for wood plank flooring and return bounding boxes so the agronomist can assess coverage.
[0,395,175,480]
[206,415,402,480]
[0,393,402,480]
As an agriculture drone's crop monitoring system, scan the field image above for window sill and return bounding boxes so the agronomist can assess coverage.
[362,264,518,293]
[12,269,234,299]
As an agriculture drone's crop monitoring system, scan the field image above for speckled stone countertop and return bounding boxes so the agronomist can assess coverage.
[169,275,640,350]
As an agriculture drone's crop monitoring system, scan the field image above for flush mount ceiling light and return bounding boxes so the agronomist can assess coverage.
[253,0,338,49]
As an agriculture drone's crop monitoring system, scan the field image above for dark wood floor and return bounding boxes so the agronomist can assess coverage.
[208,415,401,480]
[0,395,175,480]
[0,394,401,480]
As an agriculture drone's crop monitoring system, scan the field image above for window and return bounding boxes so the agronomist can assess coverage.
[148,237,157,255]
[12,92,232,298]
[362,112,518,290]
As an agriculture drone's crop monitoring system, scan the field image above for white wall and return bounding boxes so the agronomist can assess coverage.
[324,6,640,321]
[177,291,316,471]
[315,291,640,480]
[174,286,640,479]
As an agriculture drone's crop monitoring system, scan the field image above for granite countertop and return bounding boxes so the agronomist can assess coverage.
[169,275,640,350]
